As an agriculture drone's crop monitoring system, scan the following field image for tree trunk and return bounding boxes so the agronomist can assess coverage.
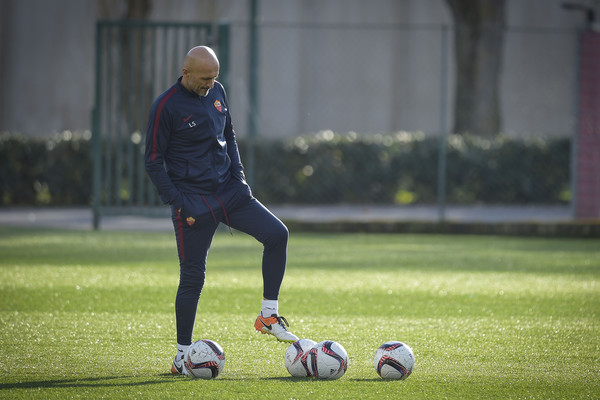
[126,0,151,18]
[446,0,506,136]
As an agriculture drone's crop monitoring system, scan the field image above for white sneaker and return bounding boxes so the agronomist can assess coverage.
[254,313,299,343]
[171,351,189,376]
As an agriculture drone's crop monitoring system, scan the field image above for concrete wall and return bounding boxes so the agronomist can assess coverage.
[0,0,97,135]
[0,0,595,138]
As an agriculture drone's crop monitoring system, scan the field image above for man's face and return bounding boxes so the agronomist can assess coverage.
[183,63,219,97]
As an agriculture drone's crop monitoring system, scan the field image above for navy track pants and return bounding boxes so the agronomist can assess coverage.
[170,177,288,345]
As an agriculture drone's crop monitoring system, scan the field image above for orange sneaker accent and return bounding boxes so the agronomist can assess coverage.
[254,314,278,333]
[171,354,189,375]
[254,313,299,342]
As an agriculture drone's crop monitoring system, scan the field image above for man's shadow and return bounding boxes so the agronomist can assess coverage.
[0,375,176,390]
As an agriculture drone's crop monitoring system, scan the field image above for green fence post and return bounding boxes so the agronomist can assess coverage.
[92,21,104,230]
[218,23,231,91]
[247,0,260,187]
[437,25,450,223]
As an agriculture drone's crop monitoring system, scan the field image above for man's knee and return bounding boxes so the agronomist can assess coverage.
[179,263,206,289]
[265,220,288,249]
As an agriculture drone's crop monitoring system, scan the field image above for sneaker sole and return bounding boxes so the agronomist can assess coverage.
[171,362,188,375]
[256,328,297,343]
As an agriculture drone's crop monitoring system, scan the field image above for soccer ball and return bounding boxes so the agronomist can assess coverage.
[304,340,349,380]
[373,341,414,380]
[183,339,226,379]
[284,339,316,377]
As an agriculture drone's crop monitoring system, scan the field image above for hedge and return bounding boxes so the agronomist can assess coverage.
[0,132,92,206]
[248,132,570,205]
[0,131,570,206]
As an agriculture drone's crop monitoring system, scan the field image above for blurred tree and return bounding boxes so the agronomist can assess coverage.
[97,0,151,18]
[446,0,506,136]
[126,0,151,18]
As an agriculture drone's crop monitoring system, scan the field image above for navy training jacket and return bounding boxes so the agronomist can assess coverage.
[144,78,245,210]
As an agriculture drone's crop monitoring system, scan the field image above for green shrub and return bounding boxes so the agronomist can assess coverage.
[0,131,570,206]
[246,132,570,205]
[0,132,92,206]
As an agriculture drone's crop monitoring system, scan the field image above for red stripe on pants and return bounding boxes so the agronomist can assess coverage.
[175,211,185,261]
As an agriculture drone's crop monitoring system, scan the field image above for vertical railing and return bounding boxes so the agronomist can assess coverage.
[437,25,450,223]
[246,0,260,187]
[92,21,229,229]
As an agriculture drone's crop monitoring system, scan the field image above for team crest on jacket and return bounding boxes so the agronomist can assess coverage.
[214,100,223,112]
[186,216,196,226]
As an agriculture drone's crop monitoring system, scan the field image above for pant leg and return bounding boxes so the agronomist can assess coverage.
[226,197,289,300]
[171,194,219,345]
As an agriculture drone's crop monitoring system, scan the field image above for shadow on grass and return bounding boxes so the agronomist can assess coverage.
[0,375,178,390]
[258,376,310,382]
[259,376,383,382]
[1,374,388,388]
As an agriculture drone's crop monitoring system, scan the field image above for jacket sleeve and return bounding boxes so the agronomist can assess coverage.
[144,99,184,209]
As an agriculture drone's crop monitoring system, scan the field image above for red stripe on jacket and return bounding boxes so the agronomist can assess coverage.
[151,86,178,161]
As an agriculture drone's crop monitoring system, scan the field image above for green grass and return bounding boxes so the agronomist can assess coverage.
[0,226,599,399]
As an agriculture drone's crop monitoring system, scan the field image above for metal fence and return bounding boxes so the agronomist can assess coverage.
[241,23,581,218]
[91,21,591,228]
[91,20,230,228]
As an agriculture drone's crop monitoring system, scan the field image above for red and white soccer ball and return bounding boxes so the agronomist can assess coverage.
[284,339,317,377]
[373,341,414,380]
[304,340,349,380]
[183,339,226,379]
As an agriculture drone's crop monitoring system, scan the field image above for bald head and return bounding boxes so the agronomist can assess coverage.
[184,46,219,71]
[181,46,220,97]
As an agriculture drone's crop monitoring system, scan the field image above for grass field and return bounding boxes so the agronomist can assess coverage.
[0,225,598,399]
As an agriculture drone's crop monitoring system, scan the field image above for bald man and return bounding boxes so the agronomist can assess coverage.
[145,46,298,376]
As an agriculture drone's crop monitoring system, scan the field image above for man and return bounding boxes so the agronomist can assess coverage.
[144,46,298,375]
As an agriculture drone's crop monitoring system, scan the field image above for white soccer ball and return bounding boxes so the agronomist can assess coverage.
[373,341,414,380]
[183,339,226,379]
[284,339,316,377]
[305,340,349,380]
